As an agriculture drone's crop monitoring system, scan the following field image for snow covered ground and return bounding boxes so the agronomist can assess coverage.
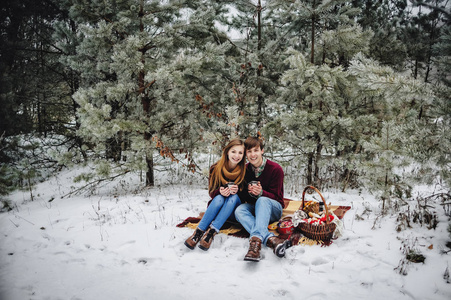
[0,166,450,300]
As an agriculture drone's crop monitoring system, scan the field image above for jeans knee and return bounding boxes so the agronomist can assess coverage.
[234,204,246,220]
[228,194,241,206]
[234,205,243,217]
[211,195,225,207]
[256,197,271,207]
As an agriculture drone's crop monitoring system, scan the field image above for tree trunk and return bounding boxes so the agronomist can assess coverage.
[37,100,43,134]
[256,0,264,128]
[313,99,323,188]
[311,1,316,64]
[140,82,154,186]
[307,152,314,185]
[425,48,431,83]
[105,99,122,161]
[139,0,154,186]
[146,152,154,187]
[414,59,418,79]
[69,19,87,160]
[314,138,322,188]
[382,172,388,212]
[106,135,122,162]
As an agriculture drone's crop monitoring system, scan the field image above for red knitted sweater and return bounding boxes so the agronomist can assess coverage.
[239,159,285,208]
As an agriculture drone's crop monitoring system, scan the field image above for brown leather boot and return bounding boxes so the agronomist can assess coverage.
[198,227,217,251]
[244,236,262,262]
[184,228,204,250]
[266,236,288,258]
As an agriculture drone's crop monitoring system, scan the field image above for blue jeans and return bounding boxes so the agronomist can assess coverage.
[197,194,241,232]
[234,197,283,246]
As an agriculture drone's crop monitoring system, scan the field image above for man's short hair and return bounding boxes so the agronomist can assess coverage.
[244,136,264,151]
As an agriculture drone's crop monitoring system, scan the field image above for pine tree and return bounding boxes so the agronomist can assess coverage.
[347,53,440,207]
[352,0,409,69]
[268,0,363,65]
[432,25,451,86]
[261,1,374,188]
[225,0,286,134]
[60,0,237,186]
[407,0,450,83]
[0,0,71,137]
[0,0,78,195]
[361,120,412,211]
[270,49,355,188]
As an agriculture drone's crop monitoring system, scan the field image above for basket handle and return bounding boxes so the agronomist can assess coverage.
[301,185,332,225]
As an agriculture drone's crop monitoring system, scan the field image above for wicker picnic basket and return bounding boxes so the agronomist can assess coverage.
[302,199,319,215]
[297,186,336,242]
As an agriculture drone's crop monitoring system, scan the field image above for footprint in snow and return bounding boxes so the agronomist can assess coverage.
[311,256,329,266]
[137,257,162,265]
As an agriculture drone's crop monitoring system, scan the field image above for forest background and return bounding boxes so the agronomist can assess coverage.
[0,0,450,224]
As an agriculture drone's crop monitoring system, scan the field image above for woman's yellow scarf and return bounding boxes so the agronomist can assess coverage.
[220,164,241,185]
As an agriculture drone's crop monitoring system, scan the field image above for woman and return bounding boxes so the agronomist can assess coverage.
[184,138,246,251]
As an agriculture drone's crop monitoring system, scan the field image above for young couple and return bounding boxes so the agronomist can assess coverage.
[184,137,287,261]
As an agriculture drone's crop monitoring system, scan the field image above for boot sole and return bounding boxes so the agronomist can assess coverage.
[198,244,210,251]
[244,256,261,262]
[274,240,292,258]
[184,241,196,250]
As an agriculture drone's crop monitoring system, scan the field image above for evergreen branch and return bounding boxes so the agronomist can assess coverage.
[101,16,128,41]
[26,22,68,56]
[140,43,157,53]
[225,37,253,54]
[425,192,451,202]
[9,46,62,56]
[183,74,223,100]
[60,170,131,199]
[137,79,156,94]
[411,1,451,19]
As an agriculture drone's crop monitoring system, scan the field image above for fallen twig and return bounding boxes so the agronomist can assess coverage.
[60,170,131,199]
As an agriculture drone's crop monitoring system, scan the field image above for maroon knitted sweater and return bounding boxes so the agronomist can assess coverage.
[239,159,285,208]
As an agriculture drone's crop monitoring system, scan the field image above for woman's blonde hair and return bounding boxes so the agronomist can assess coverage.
[208,139,246,194]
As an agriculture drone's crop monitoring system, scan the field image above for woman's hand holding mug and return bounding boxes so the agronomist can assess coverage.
[227,182,238,195]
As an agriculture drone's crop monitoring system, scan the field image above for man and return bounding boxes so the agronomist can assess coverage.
[235,136,287,261]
